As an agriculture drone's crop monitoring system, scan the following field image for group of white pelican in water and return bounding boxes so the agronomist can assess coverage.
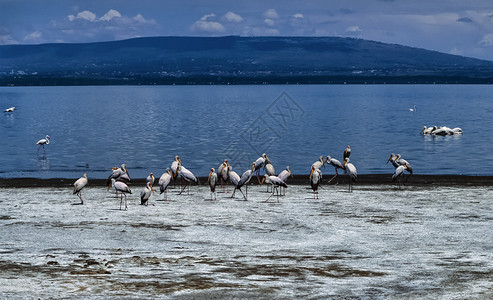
[71,145,413,210]
[420,125,463,136]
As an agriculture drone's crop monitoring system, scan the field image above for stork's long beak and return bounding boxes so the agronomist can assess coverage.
[309,168,314,179]
[124,165,129,175]
[386,155,392,164]
[289,170,293,178]
[260,176,266,185]
[150,184,153,191]
[208,170,213,180]
[251,163,255,172]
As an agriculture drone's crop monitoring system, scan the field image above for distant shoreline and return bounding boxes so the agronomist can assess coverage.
[1,174,492,188]
[2,76,493,87]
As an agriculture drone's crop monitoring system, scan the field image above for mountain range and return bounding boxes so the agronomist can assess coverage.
[1,36,493,85]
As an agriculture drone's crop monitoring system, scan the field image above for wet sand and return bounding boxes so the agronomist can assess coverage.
[1,174,492,188]
[1,183,493,299]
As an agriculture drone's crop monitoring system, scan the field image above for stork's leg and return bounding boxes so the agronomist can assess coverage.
[178,183,188,195]
[124,193,128,210]
[265,188,275,202]
[120,193,123,210]
[78,192,83,205]
[230,188,236,198]
[239,189,247,201]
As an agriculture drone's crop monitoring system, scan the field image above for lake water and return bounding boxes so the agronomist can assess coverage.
[1,84,493,179]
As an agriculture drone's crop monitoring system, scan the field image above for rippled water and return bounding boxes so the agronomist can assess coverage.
[1,184,493,298]
[1,84,493,179]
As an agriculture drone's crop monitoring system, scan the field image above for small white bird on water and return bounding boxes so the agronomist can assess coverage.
[73,173,88,204]
[4,107,16,113]
[36,135,50,151]
[409,105,417,112]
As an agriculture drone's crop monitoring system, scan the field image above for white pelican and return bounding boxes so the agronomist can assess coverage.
[171,156,182,180]
[208,168,218,200]
[146,172,155,191]
[73,173,88,204]
[343,145,351,160]
[112,178,131,210]
[106,164,130,190]
[311,156,325,170]
[253,153,268,184]
[177,165,198,195]
[325,155,344,183]
[342,157,357,192]
[231,163,255,200]
[36,135,50,151]
[158,168,173,201]
[277,166,293,196]
[452,127,463,134]
[4,106,16,113]
[420,126,435,135]
[140,182,152,206]
[433,126,453,136]
[309,166,321,199]
[409,105,417,112]
[261,174,287,203]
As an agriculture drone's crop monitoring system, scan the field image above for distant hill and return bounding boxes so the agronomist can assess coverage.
[1,36,493,85]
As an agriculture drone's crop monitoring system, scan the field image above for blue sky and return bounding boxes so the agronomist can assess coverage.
[1,0,493,61]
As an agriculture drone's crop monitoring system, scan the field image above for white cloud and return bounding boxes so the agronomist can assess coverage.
[264,19,275,26]
[346,26,362,34]
[200,13,216,21]
[191,14,225,33]
[24,31,43,42]
[479,33,493,46]
[293,13,304,19]
[223,11,243,23]
[68,10,97,22]
[134,14,156,24]
[100,9,122,22]
[263,9,279,19]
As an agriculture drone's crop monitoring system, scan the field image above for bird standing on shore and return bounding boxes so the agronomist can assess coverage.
[140,182,152,206]
[253,153,268,184]
[158,168,173,201]
[208,168,218,200]
[177,165,198,195]
[146,172,155,192]
[261,174,287,203]
[171,156,182,180]
[73,173,88,204]
[343,145,351,160]
[312,156,325,170]
[309,166,321,199]
[106,163,130,190]
[112,178,131,210]
[232,163,255,200]
[343,157,357,192]
[36,135,50,152]
[325,155,344,184]
[277,166,293,196]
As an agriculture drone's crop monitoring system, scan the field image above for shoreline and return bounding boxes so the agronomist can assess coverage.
[1,174,492,188]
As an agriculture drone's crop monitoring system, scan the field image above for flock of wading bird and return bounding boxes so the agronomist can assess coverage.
[72,145,413,210]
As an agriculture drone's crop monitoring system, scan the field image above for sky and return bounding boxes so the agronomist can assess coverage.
[1,0,493,61]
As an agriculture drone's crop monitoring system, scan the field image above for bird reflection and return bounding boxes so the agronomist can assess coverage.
[37,152,50,171]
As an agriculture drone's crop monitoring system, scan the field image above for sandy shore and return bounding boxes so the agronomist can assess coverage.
[1,174,492,188]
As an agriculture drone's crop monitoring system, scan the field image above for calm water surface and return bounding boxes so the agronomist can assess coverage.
[1,84,493,179]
